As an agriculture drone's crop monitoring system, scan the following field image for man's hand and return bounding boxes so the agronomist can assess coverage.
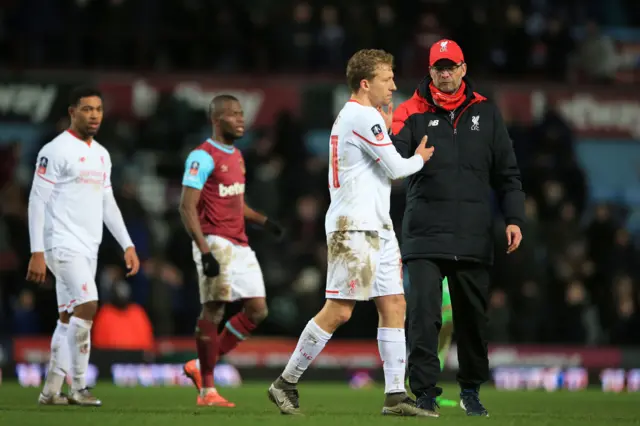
[26,252,47,284]
[264,218,286,241]
[506,224,523,254]
[201,252,220,277]
[377,102,394,130]
[124,246,141,277]
[415,135,435,162]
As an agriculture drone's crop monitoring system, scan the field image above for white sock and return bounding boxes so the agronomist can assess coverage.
[67,316,92,391]
[43,321,70,396]
[281,319,332,384]
[201,387,217,397]
[377,327,407,394]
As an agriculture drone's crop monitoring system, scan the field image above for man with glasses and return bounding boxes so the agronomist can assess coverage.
[391,39,525,416]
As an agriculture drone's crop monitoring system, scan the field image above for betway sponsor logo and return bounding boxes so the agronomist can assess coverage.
[0,84,57,123]
[219,182,245,197]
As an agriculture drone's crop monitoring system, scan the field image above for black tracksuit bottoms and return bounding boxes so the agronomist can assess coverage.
[405,258,490,397]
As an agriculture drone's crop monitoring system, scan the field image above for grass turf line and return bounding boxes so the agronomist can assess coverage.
[0,382,638,426]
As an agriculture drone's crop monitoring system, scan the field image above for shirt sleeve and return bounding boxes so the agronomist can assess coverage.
[28,146,63,253]
[182,150,215,190]
[103,191,134,251]
[33,146,62,189]
[103,152,113,192]
[351,111,424,180]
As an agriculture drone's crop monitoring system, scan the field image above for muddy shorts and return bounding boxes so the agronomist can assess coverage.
[193,235,265,303]
[325,231,403,301]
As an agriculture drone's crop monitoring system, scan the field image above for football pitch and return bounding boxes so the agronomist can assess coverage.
[0,382,638,425]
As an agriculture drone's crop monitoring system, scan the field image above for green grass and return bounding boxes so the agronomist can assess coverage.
[1,382,639,425]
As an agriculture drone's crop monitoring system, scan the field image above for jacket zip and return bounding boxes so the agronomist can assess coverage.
[450,110,459,261]
[449,101,477,261]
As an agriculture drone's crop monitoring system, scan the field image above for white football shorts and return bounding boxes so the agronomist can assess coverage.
[45,247,99,313]
[325,231,403,301]
[193,235,265,303]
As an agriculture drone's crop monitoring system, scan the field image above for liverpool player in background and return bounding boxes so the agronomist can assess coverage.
[28,86,140,406]
[179,95,285,407]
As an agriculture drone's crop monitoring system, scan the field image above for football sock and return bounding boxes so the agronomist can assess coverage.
[218,312,257,356]
[281,319,332,384]
[67,317,92,391]
[377,327,407,394]
[196,319,219,395]
[43,320,70,395]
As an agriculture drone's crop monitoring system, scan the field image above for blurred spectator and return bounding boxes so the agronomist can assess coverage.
[317,5,345,71]
[487,289,510,343]
[93,280,155,351]
[500,4,531,77]
[407,12,445,74]
[11,289,40,335]
[560,279,589,343]
[609,275,640,344]
[571,20,619,83]
[540,16,575,80]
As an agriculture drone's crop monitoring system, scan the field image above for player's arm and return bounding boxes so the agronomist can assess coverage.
[26,149,58,283]
[102,160,134,252]
[179,150,215,254]
[244,202,285,238]
[102,159,140,276]
[244,203,267,225]
[353,114,425,180]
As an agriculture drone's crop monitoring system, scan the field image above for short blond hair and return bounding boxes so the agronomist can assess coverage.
[346,49,394,93]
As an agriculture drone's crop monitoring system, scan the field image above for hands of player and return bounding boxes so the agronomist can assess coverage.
[415,135,435,162]
[201,252,220,277]
[124,246,141,277]
[506,224,523,254]
[26,252,47,284]
[377,102,394,131]
[264,218,286,241]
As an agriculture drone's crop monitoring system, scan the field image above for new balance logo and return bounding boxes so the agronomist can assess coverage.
[428,120,439,127]
[219,182,245,197]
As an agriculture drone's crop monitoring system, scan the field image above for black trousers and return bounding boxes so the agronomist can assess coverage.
[406,258,490,397]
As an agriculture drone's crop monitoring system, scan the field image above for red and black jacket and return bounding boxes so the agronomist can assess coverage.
[391,77,525,265]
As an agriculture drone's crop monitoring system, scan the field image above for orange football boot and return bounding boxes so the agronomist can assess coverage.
[197,390,236,407]
[183,359,202,392]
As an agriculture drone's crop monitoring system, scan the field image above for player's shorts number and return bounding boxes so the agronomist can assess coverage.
[330,135,340,188]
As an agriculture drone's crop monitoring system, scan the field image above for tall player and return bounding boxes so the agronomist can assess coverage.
[179,95,284,407]
[267,49,436,417]
[28,86,140,406]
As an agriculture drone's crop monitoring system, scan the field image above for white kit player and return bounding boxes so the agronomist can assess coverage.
[27,87,140,406]
[268,49,435,417]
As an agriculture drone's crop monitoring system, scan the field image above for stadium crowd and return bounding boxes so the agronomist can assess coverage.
[0,0,639,346]
[0,0,636,82]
